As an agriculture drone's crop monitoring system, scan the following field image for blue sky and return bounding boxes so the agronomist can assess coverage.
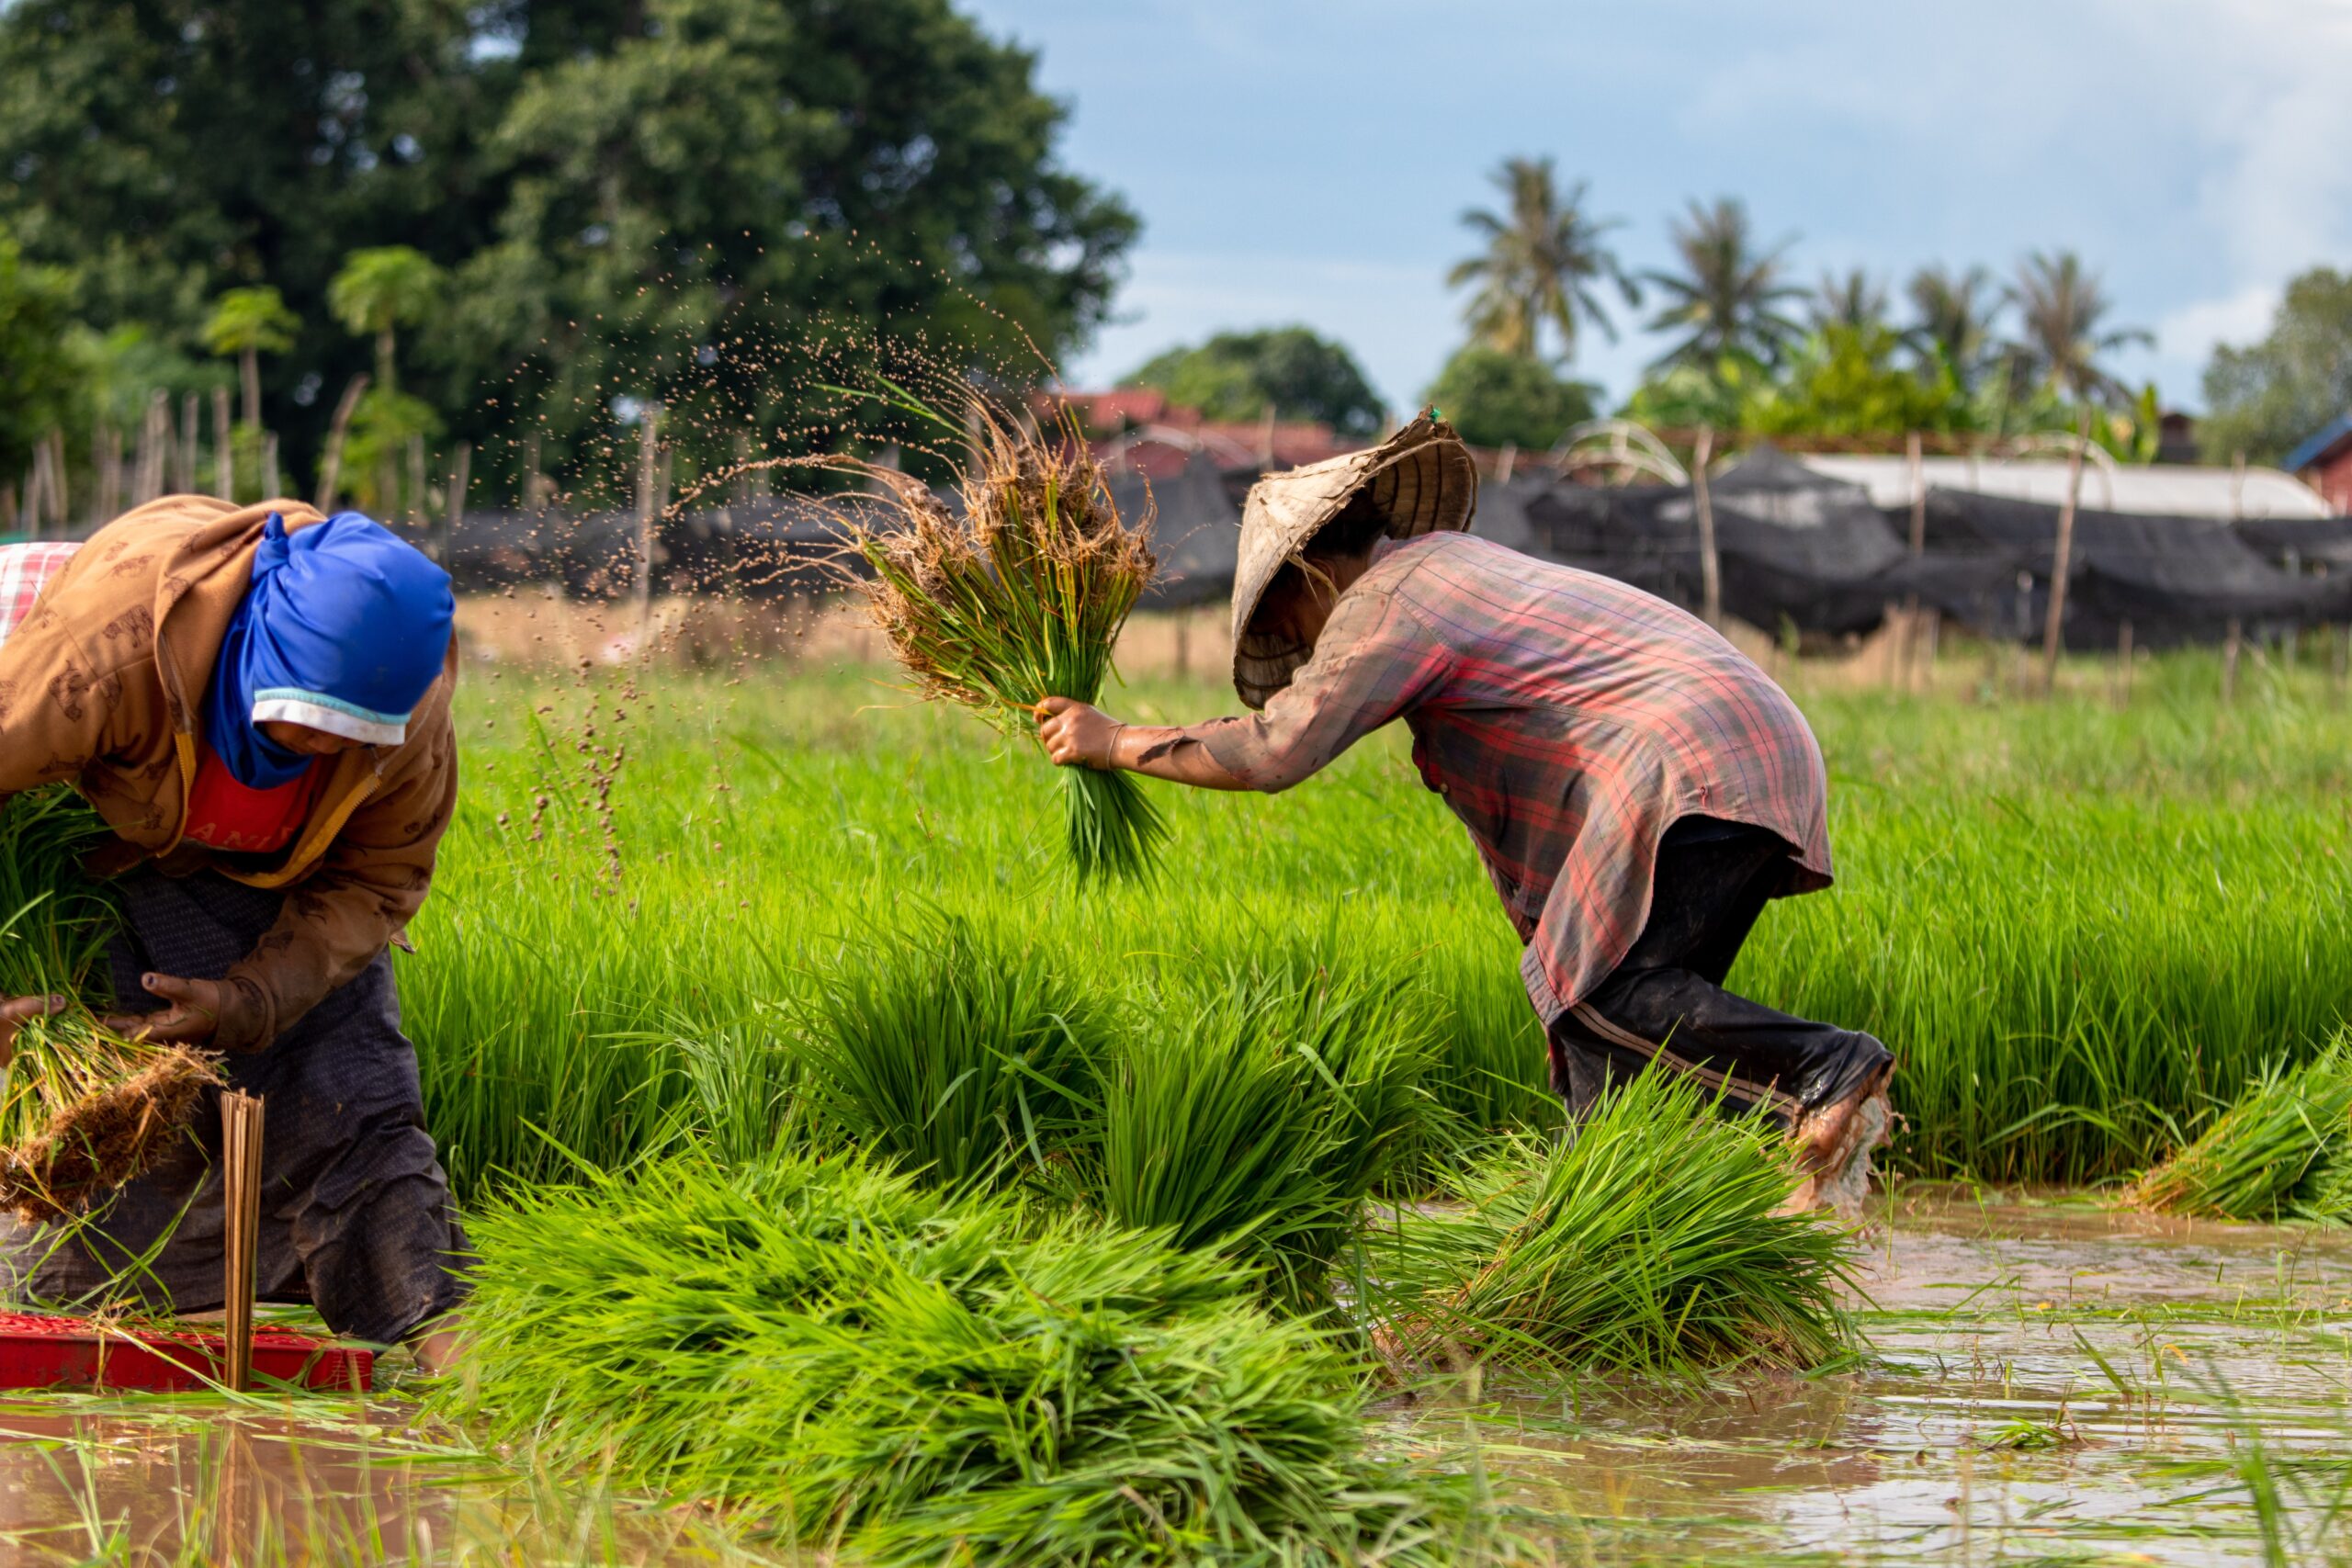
[964,0,2352,415]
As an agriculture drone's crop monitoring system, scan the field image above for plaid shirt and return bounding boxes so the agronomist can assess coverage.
[0,541,81,648]
[1193,531,1832,1021]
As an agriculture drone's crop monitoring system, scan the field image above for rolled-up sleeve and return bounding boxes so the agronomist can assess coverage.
[1190,581,1452,793]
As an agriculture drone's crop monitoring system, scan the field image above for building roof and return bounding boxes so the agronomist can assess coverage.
[1800,454,2328,521]
[2282,413,2352,475]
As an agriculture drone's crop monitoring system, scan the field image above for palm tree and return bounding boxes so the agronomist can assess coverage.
[1905,264,2001,389]
[2006,251,2152,404]
[1643,197,1806,368]
[1446,157,1636,364]
[200,286,300,429]
[1811,268,1889,333]
[327,247,443,395]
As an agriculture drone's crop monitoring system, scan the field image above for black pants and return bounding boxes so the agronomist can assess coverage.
[0,871,471,1347]
[1547,818,1890,1131]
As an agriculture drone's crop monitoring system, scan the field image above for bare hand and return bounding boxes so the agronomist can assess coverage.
[102,973,265,1052]
[0,995,68,1068]
[1034,696,1122,770]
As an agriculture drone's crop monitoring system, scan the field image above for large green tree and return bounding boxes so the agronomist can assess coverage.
[1446,158,1634,365]
[0,238,79,481]
[0,0,1135,497]
[1421,345,1594,451]
[2007,251,2151,405]
[1124,328,1385,437]
[1905,264,2003,393]
[1643,198,1805,369]
[2200,268,2352,466]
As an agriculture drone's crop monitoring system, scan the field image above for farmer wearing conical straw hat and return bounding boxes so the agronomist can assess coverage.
[0,498,468,1366]
[1038,412,1894,1216]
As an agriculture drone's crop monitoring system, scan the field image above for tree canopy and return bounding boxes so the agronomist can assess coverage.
[0,0,1136,500]
[1446,157,1634,365]
[1422,345,1595,451]
[2199,268,2352,466]
[1124,329,1385,437]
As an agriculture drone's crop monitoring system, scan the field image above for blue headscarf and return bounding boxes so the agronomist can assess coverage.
[202,513,455,788]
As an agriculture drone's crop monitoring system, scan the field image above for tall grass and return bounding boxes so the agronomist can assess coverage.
[441,1148,1487,1565]
[401,653,2352,1194]
[1075,959,1438,1313]
[788,913,1113,1190]
[1371,1070,1857,1379]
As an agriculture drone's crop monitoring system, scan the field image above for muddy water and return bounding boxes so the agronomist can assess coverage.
[1440,1183,2352,1565]
[0,1189,2344,1564]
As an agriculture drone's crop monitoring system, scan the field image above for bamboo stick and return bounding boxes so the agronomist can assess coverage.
[176,393,199,494]
[1691,425,1721,629]
[442,440,470,567]
[261,431,280,500]
[220,1089,265,1393]
[313,374,370,513]
[2222,615,2243,706]
[213,386,235,501]
[2039,410,2090,695]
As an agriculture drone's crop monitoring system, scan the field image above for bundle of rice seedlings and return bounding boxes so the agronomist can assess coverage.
[1077,959,1438,1315]
[838,396,1165,881]
[1372,1069,1858,1380]
[2127,1036,2352,1222]
[441,1149,1487,1565]
[788,914,1114,1190]
[0,789,221,1221]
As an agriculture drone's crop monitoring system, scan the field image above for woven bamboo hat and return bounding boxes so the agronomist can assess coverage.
[1230,411,1476,707]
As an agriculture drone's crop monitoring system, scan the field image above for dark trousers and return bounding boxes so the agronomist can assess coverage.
[1547,818,1891,1131]
[0,871,471,1347]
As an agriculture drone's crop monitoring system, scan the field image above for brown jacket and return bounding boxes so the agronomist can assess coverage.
[0,496,458,1042]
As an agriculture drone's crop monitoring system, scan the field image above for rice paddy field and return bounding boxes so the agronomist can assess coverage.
[5,630,2352,1564]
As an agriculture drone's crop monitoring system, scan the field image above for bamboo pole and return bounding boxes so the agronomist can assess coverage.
[1691,425,1722,629]
[1901,430,1927,691]
[44,428,65,528]
[2039,410,2091,696]
[220,1090,265,1393]
[261,431,280,500]
[95,423,120,525]
[175,392,199,494]
[2115,619,2133,707]
[2222,615,2243,706]
[313,374,370,513]
[212,387,235,501]
[635,409,662,636]
[407,434,428,527]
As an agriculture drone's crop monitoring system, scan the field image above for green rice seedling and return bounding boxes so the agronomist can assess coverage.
[1414,939,1556,1146]
[789,913,1114,1190]
[0,788,221,1220]
[838,395,1165,881]
[441,1148,1487,1566]
[2128,1035,2352,1221]
[1372,1068,1857,1379]
[1080,960,1437,1314]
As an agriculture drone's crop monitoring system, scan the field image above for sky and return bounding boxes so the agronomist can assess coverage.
[962,0,2352,416]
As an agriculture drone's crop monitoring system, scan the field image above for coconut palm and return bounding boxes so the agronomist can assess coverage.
[1905,264,2002,389]
[1446,157,1636,364]
[200,287,300,429]
[1643,197,1806,369]
[1811,269,1890,333]
[327,246,443,395]
[2006,251,2152,404]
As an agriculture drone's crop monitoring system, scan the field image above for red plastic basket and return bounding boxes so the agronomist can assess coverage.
[0,1311,372,1393]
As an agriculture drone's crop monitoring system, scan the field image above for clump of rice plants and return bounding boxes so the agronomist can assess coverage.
[441,1149,1487,1565]
[0,789,221,1221]
[837,393,1164,881]
[2127,1036,2352,1222]
[789,914,1114,1190]
[1371,1069,1858,1380]
[1077,959,1438,1314]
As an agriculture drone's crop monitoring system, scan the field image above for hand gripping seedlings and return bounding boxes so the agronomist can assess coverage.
[0,791,223,1221]
[837,393,1167,882]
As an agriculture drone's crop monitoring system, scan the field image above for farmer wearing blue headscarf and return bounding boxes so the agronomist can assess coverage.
[0,496,469,1370]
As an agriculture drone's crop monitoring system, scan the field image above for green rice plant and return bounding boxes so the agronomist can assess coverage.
[441,1149,1487,1565]
[0,787,221,1219]
[788,913,1114,1190]
[2292,1145,2352,1224]
[1415,939,1556,1145]
[839,397,1165,881]
[2128,1035,2352,1221]
[1078,959,1437,1314]
[1370,1069,1858,1379]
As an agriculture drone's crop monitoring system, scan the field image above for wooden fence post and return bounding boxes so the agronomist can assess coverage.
[2039,410,2090,696]
[175,392,198,494]
[635,408,662,636]
[1899,430,1926,690]
[261,431,280,500]
[1692,424,1721,629]
[2115,619,2133,707]
[2222,615,2243,706]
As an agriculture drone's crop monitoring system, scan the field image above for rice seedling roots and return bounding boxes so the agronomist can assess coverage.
[0,1043,224,1222]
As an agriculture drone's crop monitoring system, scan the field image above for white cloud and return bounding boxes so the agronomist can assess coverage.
[2157,285,2280,363]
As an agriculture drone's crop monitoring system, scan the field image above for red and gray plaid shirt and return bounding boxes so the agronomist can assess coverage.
[0,541,80,648]
[1192,531,1832,1022]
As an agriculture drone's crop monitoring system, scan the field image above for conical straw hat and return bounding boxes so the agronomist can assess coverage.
[1230,411,1476,707]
